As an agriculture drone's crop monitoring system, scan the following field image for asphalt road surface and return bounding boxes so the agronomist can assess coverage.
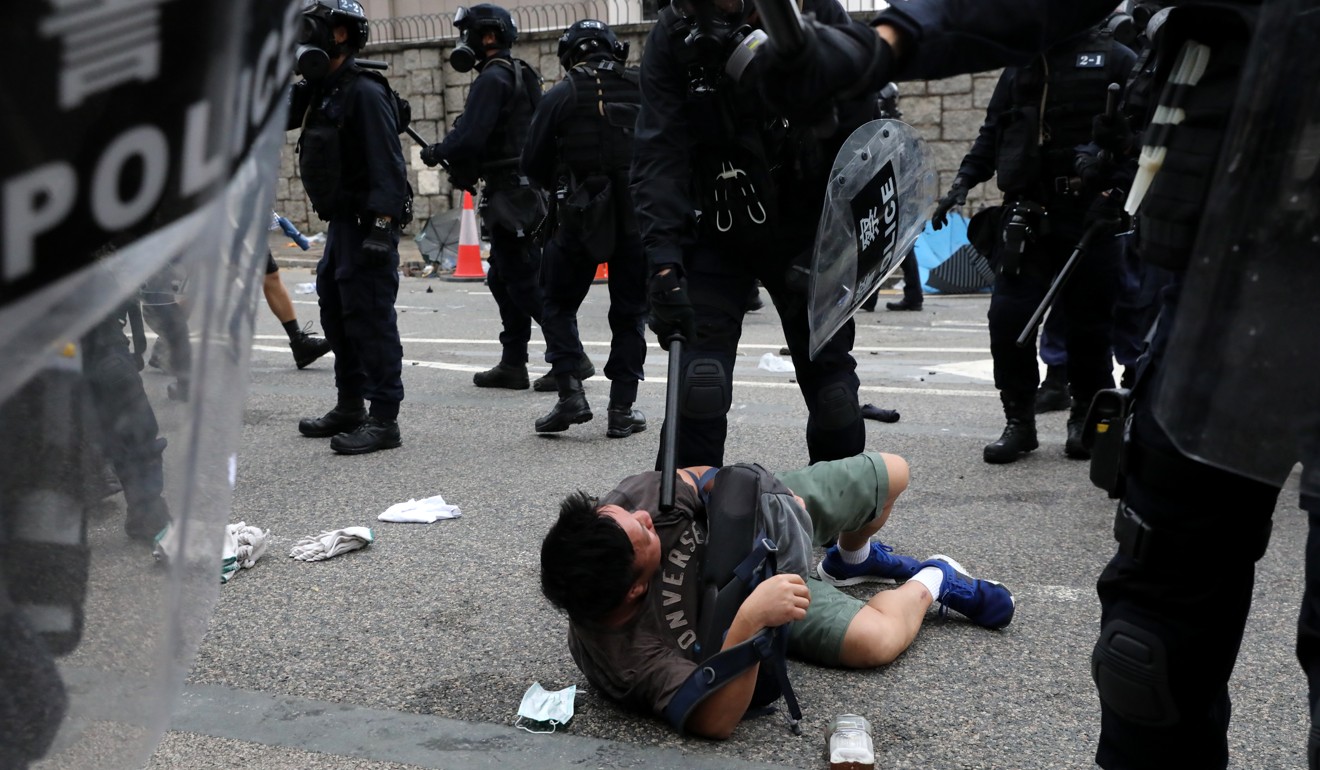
[143,248,1308,770]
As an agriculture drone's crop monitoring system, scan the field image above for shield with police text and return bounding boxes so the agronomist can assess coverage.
[1153,0,1320,497]
[1,1,297,767]
[807,120,936,359]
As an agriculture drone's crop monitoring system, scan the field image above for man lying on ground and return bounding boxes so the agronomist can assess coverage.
[540,452,1015,738]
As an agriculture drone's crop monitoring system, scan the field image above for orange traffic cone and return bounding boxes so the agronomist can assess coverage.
[445,191,485,282]
[592,261,609,284]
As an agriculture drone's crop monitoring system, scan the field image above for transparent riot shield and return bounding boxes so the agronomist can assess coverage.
[0,2,298,767]
[1153,0,1320,498]
[807,119,936,359]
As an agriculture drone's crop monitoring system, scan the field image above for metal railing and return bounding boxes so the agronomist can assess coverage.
[366,0,889,45]
[366,0,660,45]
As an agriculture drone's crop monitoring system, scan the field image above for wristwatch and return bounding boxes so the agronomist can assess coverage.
[373,216,392,231]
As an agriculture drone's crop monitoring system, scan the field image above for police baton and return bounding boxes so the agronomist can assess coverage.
[1015,220,1108,348]
[659,334,684,514]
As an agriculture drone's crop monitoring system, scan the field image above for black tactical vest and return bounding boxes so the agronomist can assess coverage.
[297,75,352,221]
[557,60,640,182]
[1137,1,1255,269]
[995,32,1117,201]
[480,57,539,182]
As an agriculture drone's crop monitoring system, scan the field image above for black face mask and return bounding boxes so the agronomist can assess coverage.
[295,14,336,80]
[674,0,746,60]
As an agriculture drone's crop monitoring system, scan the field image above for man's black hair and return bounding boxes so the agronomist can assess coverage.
[541,491,636,625]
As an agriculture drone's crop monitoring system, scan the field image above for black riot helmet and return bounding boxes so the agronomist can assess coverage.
[297,0,371,80]
[450,4,518,73]
[557,19,629,69]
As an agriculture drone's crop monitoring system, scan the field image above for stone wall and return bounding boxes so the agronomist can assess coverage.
[274,22,1002,234]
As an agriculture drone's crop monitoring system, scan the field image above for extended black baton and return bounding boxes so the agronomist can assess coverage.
[1015,221,1107,348]
[659,335,684,514]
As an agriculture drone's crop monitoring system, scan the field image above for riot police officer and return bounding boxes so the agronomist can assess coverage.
[1085,2,1320,767]
[289,0,409,456]
[422,5,592,393]
[635,0,903,469]
[932,27,1137,464]
[521,20,648,438]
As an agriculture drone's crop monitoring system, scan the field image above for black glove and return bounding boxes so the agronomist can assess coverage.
[420,143,444,168]
[361,219,396,266]
[647,267,695,350]
[1085,190,1129,232]
[931,178,969,230]
[755,22,893,126]
[1092,112,1134,155]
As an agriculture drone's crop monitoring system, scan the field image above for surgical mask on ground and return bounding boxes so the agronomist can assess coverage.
[515,682,576,733]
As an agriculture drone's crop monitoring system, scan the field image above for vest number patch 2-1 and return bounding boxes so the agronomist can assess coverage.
[1076,52,1106,68]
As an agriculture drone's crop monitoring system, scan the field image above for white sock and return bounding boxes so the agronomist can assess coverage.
[839,541,872,565]
[910,566,944,601]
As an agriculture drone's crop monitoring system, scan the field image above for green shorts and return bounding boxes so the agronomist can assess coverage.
[775,453,890,666]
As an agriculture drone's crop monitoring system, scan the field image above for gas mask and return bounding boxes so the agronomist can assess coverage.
[295,14,337,80]
[449,29,481,73]
[671,0,768,85]
[449,6,508,73]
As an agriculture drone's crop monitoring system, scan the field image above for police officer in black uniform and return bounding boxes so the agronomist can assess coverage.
[932,28,1137,465]
[636,0,901,469]
[1085,2,1320,767]
[521,20,648,438]
[422,5,591,393]
[289,0,409,456]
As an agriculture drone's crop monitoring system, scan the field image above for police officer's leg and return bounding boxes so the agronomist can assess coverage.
[82,318,171,540]
[486,224,544,368]
[765,268,864,464]
[539,230,594,379]
[603,232,648,437]
[1059,230,1120,458]
[984,253,1050,463]
[654,243,746,469]
[299,223,370,438]
[1036,303,1071,413]
[1093,382,1279,770]
[535,230,595,432]
[341,224,404,422]
[1109,235,1146,385]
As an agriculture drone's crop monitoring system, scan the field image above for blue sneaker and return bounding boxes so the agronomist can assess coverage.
[921,555,1015,630]
[817,541,923,586]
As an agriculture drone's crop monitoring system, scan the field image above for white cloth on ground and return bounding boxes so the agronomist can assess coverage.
[289,527,374,561]
[377,494,462,523]
[222,522,270,583]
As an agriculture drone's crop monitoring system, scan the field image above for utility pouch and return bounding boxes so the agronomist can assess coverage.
[994,105,1043,194]
[482,182,549,239]
[562,175,616,262]
[1084,387,1132,498]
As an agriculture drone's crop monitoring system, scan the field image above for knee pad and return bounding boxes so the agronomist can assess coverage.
[813,381,860,431]
[680,358,729,421]
[1092,618,1178,727]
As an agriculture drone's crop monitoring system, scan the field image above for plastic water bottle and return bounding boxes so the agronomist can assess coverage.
[828,714,875,770]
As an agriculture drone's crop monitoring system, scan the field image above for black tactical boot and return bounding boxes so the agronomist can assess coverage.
[534,355,596,392]
[885,297,922,311]
[1035,364,1070,413]
[1064,397,1092,460]
[983,393,1039,464]
[606,404,647,438]
[535,376,593,433]
[299,403,368,438]
[331,416,402,455]
[125,496,171,542]
[474,362,530,389]
[291,327,332,369]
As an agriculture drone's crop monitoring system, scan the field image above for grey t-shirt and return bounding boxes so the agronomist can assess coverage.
[567,471,706,716]
[565,467,812,717]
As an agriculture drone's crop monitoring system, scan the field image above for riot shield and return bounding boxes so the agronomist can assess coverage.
[1153,0,1320,498]
[0,1,296,767]
[807,119,936,359]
